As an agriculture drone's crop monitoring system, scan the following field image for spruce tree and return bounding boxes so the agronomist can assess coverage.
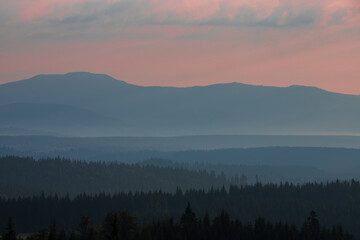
[4,218,17,240]
[48,221,58,240]
[180,202,198,240]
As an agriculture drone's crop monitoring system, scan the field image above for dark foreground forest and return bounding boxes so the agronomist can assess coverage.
[2,204,354,240]
[1,156,360,238]
[1,181,360,237]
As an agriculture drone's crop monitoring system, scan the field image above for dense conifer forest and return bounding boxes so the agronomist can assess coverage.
[1,156,360,238]
[1,204,354,240]
[3,145,360,182]
[0,156,231,197]
[1,180,360,237]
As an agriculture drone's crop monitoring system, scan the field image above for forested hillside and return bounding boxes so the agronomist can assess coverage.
[0,156,230,197]
[3,146,360,183]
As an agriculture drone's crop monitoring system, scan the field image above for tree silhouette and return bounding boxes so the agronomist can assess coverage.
[79,214,97,240]
[181,202,199,239]
[3,218,17,240]
[102,211,120,240]
[48,221,58,240]
[302,210,321,239]
[307,210,320,232]
[119,211,138,240]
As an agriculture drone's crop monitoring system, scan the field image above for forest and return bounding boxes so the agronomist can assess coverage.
[0,156,233,197]
[1,203,354,240]
[1,156,360,238]
[3,145,360,183]
[1,180,360,237]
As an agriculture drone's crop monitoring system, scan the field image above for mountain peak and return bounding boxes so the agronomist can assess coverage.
[64,71,109,76]
[1,72,131,89]
[32,72,122,83]
[63,72,116,79]
[287,84,320,90]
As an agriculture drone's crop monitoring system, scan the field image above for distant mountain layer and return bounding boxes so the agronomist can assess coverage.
[2,135,360,152]
[1,135,360,177]
[1,72,360,136]
[0,103,128,136]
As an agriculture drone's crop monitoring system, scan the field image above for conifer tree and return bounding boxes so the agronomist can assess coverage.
[118,211,138,240]
[102,211,120,240]
[3,218,17,240]
[307,210,320,233]
[79,214,93,240]
[180,202,198,240]
[48,221,58,240]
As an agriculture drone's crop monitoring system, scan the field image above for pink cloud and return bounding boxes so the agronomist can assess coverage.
[147,0,359,26]
[1,0,359,95]
[15,0,86,21]
[148,0,282,21]
[12,0,359,25]
[150,0,221,21]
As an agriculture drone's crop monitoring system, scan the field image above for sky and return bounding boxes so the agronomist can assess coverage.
[0,0,359,94]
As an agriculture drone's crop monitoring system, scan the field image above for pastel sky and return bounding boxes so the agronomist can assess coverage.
[0,0,359,94]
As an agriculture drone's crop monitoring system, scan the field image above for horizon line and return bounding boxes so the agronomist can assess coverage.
[1,71,359,96]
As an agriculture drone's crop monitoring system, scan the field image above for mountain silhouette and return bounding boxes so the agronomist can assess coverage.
[1,72,360,136]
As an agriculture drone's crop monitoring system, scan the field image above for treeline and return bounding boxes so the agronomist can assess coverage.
[141,158,326,184]
[2,204,354,240]
[0,156,233,197]
[2,146,358,183]
[1,181,360,237]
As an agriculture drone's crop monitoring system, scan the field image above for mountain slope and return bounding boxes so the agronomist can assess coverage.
[0,103,129,136]
[1,72,360,136]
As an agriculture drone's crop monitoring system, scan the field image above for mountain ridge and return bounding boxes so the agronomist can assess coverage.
[1,72,360,136]
[1,72,355,96]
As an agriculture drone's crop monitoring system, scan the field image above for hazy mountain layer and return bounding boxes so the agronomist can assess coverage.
[2,135,360,152]
[1,136,360,179]
[1,72,360,136]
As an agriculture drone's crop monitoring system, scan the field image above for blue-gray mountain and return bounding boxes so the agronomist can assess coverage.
[1,72,360,136]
